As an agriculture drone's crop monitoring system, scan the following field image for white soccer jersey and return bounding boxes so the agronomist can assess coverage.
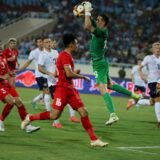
[141,55,160,83]
[38,49,58,87]
[28,48,44,78]
[132,65,146,87]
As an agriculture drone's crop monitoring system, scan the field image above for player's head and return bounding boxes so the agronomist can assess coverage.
[63,33,78,52]
[152,42,160,56]
[35,37,43,49]
[42,37,51,51]
[50,39,57,49]
[96,14,109,28]
[0,40,3,55]
[8,38,17,49]
[137,58,142,65]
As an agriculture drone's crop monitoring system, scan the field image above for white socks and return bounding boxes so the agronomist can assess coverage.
[155,102,160,122]
[32,93,43,103]
[44,94,51,111]
[53,119,60,123]
[67,104,75,117]
[137,99,150,106]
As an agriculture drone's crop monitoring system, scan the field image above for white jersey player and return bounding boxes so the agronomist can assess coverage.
[38,47,58,99]
[17,37,46,108]
[127,59,150,110]
[132,61,146,94]
[139,42,160,127]
[38,37,80,128]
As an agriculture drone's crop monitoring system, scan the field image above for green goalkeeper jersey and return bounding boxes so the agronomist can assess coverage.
[90,19,109,62]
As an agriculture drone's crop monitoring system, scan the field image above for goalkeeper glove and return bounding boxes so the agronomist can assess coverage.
[82,1,93,16]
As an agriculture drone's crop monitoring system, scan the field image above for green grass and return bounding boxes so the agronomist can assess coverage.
[0,87,160,160]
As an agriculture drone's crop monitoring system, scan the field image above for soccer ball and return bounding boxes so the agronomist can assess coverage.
[73,4,85,17]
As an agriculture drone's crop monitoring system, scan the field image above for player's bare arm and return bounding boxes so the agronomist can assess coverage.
[0,73,9,80]
[17,59,32,72]
[83,1,94,32]
[54,68,58,77]
[16,59,20,68]
[64,65,90,82]
[7,55,16,62]
[84,16,94,32]
[74,69,81,74]
[38,64,56,77]
[138,65,147,83]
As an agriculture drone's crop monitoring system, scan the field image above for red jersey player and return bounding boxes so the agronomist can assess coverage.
[21,34,108,147]
[2,38,19,86]
[0,40,40,133]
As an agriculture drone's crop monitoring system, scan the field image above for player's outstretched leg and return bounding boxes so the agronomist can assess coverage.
[110,84,141,100]
[77,107,109,147]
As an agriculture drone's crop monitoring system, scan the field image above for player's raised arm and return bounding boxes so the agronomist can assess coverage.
[83,1,94,32]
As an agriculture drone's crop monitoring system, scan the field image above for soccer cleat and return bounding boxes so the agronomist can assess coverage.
[25,124,40,133]
[105,113,119,126]
[52,122,63,128]
[126,99,136,110]
[70,116,80,123]
[90,139,109,147]
[21,114,31,130]
[0,120,5,132]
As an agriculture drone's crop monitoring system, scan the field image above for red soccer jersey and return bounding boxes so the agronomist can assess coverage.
[0,56,9,85]
[56,51,74,88]
[2,48,19,71]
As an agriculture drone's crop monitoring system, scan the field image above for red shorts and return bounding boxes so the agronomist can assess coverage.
[52,86,84,111]
[0,83,19,101]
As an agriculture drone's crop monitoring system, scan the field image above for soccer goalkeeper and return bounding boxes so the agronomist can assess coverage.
[82,1,140,125]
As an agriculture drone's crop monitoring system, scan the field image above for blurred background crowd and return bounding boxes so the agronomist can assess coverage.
[0,0,160,64]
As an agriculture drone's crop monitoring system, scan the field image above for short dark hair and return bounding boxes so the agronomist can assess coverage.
[42,36,49,41]
[137,58,143,62]
[63,33,76,48]
[35,36,42,42]
[99,14,109,26]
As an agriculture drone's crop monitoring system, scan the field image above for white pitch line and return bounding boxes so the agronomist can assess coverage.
[117,146,160,155]
[119,146,160,149]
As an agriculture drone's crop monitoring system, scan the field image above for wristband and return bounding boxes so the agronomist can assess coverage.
[85,12,91,16]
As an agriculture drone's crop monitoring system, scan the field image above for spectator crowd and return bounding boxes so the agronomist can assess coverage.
[0,0,160,64]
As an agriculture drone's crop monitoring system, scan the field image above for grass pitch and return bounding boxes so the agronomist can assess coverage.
[0,88,160,160]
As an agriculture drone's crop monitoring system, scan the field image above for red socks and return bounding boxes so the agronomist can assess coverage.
[18,104,28,120]
[30,111,50,121]
[0,103,14,121]
[81,115,97,141]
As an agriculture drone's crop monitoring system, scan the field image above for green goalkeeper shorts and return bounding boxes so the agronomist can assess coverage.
[92,59,110,84]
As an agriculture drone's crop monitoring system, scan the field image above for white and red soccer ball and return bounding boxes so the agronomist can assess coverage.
[73,4,85,17]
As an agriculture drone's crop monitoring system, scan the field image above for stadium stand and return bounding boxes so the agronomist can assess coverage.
[0,0,160,65]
